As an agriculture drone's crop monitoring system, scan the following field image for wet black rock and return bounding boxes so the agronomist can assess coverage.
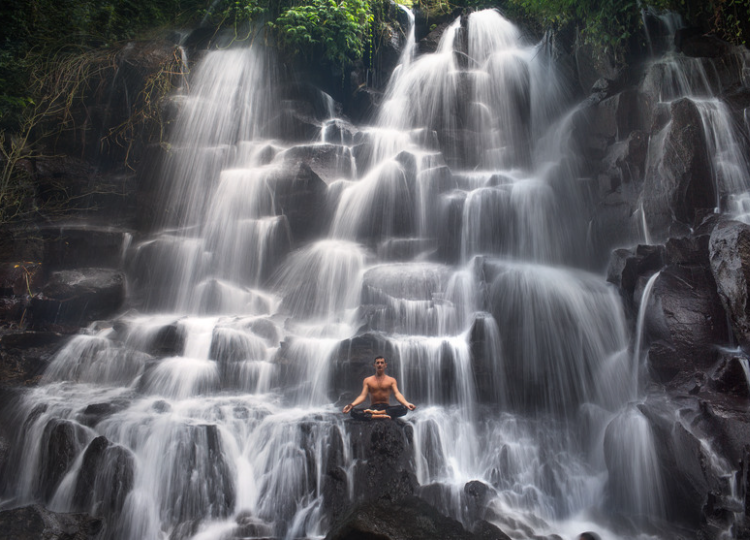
[323,466,350,527]
[418,20,456,55]
[31,268,125,326]
[634,403,714,526]
[709,349,750,398]
[72,435,135,516]
[436,191,465,263]
[326,495,508,540]
[643,98,715,241]
[471,519,512,540]
[322,426,349,523]
[644,264,729,384]
[741,447,750,526]
[323,420,419,535]
[596,128,649,194]
[575,36,621,97]
[469,315,503,404]
[0,505,102,540]
[39,419,90,501]
[666,234,711,267]
[322,118,359,146]
[272,163,328,244]
[640,393,750,536]
[348,86,382,124]
[77,400,130,428]
[464,480,496,525]
[709,220,750,347]
[586,91,650,153]
[280,144,356,185]
[267,101,323,143]
[690,399,750,465]
[148,322,186,357]
[348,419,417,503]
[588,192,644,269]
[163,424,235,522]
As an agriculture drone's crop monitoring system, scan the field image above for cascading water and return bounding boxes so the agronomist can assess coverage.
[0,8,716,540]
[641,10,750,232]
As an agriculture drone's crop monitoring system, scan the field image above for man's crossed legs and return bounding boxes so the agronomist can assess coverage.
[349,403,408,420]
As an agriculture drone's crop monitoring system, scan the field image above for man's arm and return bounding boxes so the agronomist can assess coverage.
[343,379,369,413]
[391,379,415,410]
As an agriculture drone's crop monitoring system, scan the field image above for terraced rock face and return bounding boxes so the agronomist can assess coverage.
[2,7,750,540]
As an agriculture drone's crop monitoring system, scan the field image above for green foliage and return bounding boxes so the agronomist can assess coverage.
[272,0,375,65]
[509,0,750,55]
[508,0,651,58]
[202,0,268,38]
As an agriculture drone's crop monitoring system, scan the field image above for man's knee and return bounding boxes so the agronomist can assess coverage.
[387,405,408,418]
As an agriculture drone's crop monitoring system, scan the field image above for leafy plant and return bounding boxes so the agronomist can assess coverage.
[509,0,633,57]
[272,0,375,65]
[201,0,268,40]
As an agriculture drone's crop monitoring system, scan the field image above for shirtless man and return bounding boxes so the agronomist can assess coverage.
[342,356,416,420]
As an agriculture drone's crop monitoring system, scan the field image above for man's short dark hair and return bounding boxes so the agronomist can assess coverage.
[374,356,385,363]
[578,533,600,540]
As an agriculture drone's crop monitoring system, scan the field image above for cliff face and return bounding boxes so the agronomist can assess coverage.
[1,7,750,540]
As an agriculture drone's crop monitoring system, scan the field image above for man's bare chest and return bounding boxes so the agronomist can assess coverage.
[368,377,392,392]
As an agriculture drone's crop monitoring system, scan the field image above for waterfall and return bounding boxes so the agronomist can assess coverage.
[641,15,750,233]
[1,8,715,540]
[632,271,661,391]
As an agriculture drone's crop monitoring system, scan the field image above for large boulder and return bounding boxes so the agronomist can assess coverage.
[642,98,715,241]
[644,264,729,384]
[347,419,417,504]
[325,496,494,540]
[581,91,650,163]
[709,220,750,347]
[72,436,135,517]
[636,402,716,527]
[272,163,329,244]
[321,418,431,536]
[39,419,91,502]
